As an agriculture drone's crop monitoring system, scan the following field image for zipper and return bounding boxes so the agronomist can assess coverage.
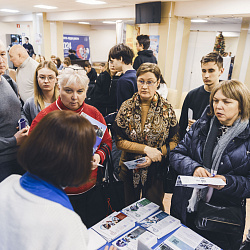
[202,218,240,227]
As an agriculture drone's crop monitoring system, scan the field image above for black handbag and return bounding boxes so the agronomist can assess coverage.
[82,153,125,228]
[194,200,244,234]
[163,145,178,193]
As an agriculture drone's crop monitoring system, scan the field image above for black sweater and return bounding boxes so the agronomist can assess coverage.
[179,85,210,140]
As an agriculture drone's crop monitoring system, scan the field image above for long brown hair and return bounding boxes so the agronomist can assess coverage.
[34,61,59,110]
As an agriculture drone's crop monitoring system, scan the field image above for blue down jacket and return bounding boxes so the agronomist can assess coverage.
[170,106,250,224]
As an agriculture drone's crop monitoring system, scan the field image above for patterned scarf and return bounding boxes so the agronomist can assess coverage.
[115,92,177,187]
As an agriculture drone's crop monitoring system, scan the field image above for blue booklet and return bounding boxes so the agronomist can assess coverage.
[80,112,107,153]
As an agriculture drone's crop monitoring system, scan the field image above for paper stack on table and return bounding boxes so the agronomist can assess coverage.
[87,228,107,250]
[155,226,221,250]
[139,211,181,239]
[175,175,226,189]
[91,211,136,242]
[112,226,157,250]
[122,198,160,222]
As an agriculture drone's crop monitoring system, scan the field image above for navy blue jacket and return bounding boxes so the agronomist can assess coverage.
[170,106,250,224]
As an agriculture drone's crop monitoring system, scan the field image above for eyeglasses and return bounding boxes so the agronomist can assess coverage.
[64,67,85,72]
[38,76,56,82]
[137,79,157,86]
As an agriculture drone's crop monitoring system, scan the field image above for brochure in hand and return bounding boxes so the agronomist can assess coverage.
[92,211,136,242]
[139,211,181,239]
[122,198,159,222]
[175,175,226,189]
[80,112,107,153]
[123,157,146,170]
[112,226,157,250]
[155,226,220,250]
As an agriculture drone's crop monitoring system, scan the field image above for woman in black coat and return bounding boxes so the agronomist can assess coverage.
[170,80,250,250]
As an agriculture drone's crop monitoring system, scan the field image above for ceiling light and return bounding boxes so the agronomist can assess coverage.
[191,19,208,23]
[78,22,90,25]
[103,21,116,24]
[34,5,58,10]
[0,9,19,13]
[76,0,106,4]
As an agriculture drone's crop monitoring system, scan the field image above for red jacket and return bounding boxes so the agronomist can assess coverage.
[30,96,112,194]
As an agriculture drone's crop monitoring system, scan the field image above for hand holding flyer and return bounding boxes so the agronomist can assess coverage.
[123,157,146,170]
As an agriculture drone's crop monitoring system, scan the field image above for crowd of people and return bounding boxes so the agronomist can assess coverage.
[0,33,249,250]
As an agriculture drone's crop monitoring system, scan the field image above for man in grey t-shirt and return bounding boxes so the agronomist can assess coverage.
[0,40,29,182]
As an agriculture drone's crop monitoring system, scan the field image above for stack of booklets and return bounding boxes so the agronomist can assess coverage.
[112,226,157,250]
[122,198,160,222]
[92,211,136,242]
[155,226,220,250]
[138,210,181,239]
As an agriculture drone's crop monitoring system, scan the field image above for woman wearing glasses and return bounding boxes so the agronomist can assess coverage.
[113,63,179,209]
[23,61,59,125]
[29,64,112,228]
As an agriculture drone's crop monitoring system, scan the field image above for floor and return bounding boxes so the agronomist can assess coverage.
[163,194,250,241]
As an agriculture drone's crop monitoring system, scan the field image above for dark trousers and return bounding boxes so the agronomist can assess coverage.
[119,164,164,210]
[0,159,25,182]
[186,211,244,250]
[69,186,110,229]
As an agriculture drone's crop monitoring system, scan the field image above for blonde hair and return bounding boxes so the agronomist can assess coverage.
[209,80,250,120]
[58,64,89,91]
[34,61,59,110]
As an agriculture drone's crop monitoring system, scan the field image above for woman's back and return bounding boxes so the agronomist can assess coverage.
[0,175,88,250]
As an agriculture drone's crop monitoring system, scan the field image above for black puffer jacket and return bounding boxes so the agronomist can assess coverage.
[170,106,250,224]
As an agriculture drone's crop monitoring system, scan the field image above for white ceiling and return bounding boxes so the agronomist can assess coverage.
[0,0,250,26]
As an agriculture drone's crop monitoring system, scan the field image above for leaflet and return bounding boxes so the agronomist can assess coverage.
[87,228,107,250]
[175,175,226,189]
[123,157,146,170]
[91,211,136,242]
[112,226,157,250]
[80,112,107,153]
[155,226,220,250]
[139,211,181,239]
[122,198,160,222]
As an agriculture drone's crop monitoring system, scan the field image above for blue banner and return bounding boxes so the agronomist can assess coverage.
[63,35,90,60]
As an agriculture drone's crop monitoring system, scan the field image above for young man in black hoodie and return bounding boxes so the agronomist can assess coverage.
[133,35,157,71]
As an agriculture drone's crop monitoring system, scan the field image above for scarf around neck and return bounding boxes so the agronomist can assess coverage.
[187,116,249,212]
[20,172,73,211]
[115,92,177,187]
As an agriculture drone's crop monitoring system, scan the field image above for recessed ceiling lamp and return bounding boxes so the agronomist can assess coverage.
[79,22,90,25]
[76,0,106,4]
[34,5,58,10]
[191,19,207,23]
[103,21,116,24]
[0,9,19,13]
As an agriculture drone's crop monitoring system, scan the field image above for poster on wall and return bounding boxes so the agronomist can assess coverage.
[63,35,90,60]
[149,35,159,60]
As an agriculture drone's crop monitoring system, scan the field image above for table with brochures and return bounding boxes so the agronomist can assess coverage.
[88,198,221,250]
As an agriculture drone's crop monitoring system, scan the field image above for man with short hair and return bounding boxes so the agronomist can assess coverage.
[133,35,157,71]
[0,40,28,182]
[68,49,79,60]
[23,37,34,57]
[109,43,138,109]
[9,45,39,103]
[179,52,224,140]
